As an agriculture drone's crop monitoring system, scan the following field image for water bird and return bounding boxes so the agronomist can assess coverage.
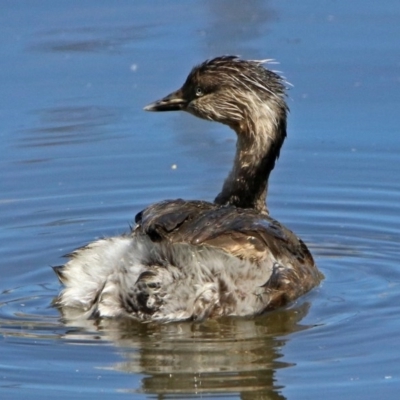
[53,56,322,322]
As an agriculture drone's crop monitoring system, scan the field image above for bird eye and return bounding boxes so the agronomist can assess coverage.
[195,87,204,97]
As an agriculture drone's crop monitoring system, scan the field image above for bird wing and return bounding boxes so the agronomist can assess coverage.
[135,199,313,264]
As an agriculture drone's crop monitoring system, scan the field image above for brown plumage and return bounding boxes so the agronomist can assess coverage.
[53,56,322,322]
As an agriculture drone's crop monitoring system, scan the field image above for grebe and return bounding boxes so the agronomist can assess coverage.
[53,56,322,322]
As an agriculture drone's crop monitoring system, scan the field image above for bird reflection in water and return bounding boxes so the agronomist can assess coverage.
[62,302,313,398]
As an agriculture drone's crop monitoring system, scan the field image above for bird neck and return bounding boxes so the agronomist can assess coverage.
[214,106,287,214]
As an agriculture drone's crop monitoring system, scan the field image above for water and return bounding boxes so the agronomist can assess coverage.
[1,1,399,398]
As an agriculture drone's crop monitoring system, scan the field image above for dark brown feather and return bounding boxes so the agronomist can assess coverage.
[135,198,322,306]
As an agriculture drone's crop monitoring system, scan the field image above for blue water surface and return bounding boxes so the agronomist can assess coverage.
[1,1,399,399]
